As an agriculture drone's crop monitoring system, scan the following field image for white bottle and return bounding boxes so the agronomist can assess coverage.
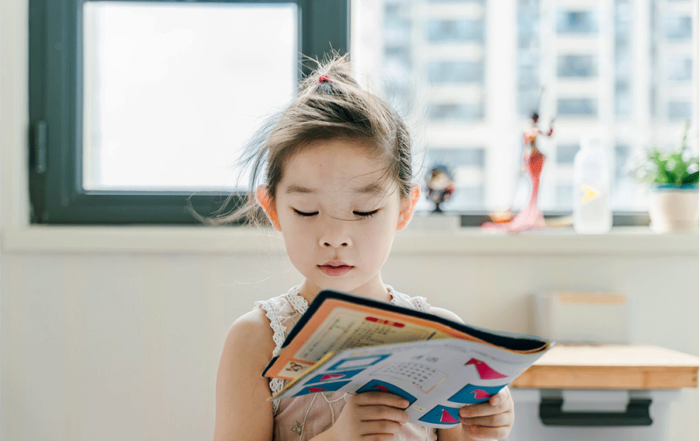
[573,136,612,233]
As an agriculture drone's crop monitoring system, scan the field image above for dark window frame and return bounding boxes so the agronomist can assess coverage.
[29,0,650,227]
[29,0,350,224]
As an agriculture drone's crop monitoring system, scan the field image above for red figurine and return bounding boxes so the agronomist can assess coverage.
[483,112,554,232]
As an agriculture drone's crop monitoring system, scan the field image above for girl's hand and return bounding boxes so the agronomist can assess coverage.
[459,386,514,440]
[327,392,409,441]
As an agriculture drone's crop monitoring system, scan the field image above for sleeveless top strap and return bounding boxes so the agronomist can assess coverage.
[255,286,309,415]
[386,285,432,313]
[409,296,431,313]
[255,299,287,357]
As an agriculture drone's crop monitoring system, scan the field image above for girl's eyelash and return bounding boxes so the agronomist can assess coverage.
[354,210,379,218]
[292,209,380,218]
[292,209,318,217]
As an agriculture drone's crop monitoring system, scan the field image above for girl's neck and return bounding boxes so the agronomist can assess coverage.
[296,277,392,305]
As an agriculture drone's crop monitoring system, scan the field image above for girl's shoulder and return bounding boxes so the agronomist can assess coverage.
[388,286,463,323]
[225,308,276,357]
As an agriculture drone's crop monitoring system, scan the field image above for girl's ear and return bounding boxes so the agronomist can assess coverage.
[255,185,282,232]
[396,184,421,231]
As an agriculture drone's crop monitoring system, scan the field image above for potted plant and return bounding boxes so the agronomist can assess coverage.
[633,125,699,233]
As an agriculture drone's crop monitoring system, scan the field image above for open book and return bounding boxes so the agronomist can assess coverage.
[262,290,553,428]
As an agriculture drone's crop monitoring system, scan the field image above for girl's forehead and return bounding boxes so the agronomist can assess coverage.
[280,140,392,191]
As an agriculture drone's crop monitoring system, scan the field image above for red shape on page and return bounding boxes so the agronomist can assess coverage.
[472,389,491,399]
[309,387,328,393]
[465,358,507,380]
[440,409,459,424]
[320,374,345,381]
[372,385,390,393]
[364,316,405,328]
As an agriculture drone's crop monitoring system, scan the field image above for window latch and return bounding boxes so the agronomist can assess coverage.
[32,120,47,174]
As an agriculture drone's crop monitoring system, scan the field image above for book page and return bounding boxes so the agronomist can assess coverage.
[272,338,551,429]
[295,307,449,363]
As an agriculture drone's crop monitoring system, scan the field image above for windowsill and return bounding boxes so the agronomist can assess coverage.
[0,225,697,255]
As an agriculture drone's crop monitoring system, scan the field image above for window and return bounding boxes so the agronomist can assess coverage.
[427,60,484,84]
[426,19,484,43]
[557,98,598,116]
[557,55,597,77]
[665,57,693,82]
[556,10,598,34]
[29,0,349,224]
[668,101,693,120]
[32,0,698,223]
[418,148,486,211]
[556,144,579,165]
[82,2,297,192]
[429,103,484,122]
[353,0,697,217]
[665,14,693,40]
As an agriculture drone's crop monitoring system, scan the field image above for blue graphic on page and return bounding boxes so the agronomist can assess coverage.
[448,384,505,404]
[327,354,391,371]
[357,380,417,406]
[305,368,364,385]
[419,405,461,425]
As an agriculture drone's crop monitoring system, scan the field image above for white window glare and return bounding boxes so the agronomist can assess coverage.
[83,2,298,191]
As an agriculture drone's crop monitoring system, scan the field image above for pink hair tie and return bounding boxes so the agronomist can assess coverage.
[315,75,334,84]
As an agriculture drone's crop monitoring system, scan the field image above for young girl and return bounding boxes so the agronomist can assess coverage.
[213,55,515,441]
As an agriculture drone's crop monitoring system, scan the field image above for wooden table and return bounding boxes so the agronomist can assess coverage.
[511,344,699,389]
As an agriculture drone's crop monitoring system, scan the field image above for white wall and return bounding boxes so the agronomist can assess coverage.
[1,1,698,441]
[0,245,697,441]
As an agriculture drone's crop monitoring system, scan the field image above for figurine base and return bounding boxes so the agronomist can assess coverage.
[407,213,461,231]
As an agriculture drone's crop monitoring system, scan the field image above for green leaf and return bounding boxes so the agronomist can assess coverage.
[682,171,699,185]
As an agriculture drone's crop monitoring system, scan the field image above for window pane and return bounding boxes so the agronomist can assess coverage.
[352,0,697,214]
[426,19,484,43]
[557,98,597,116]
[427,60,484,84]
[429,102,484,122]
[664,14,692,40]
[83,2,297,191]
[557,55,597,77]
[665,57,693,82]
[556,10,598,34]
[668,101,692,120]
[556,144,578,164]
[419,148,486,211]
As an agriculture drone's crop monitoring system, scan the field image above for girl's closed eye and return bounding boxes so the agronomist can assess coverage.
[292,208,318,217]
[354,209,380,218]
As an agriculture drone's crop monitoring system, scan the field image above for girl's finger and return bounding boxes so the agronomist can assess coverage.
[359,419,403,436]
[489,386,511,406]
[354,392,409,409]
[465,424,512,440]
[459,402,507,418]
[460,410,513,427]
[358,405,409,424]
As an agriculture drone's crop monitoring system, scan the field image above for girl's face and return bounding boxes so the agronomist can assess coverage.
[258,138,419,301]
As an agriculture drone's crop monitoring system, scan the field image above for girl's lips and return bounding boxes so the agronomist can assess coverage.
[318,265,353,276]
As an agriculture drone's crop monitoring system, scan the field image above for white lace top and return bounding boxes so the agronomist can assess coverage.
[254,285,438,441]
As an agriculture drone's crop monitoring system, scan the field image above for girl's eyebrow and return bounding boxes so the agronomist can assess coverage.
[284,184,315,194]
[284,183,384,195]
[354,182,385,195]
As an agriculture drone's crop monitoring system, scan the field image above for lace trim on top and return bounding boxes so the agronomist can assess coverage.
[258,285,428,416]
[386,285,431,313]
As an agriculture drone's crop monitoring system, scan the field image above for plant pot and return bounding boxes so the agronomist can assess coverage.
[648,184,699,233]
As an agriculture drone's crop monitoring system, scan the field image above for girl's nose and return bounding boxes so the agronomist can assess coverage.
[319,221,351,248]
[323,240,349,248]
